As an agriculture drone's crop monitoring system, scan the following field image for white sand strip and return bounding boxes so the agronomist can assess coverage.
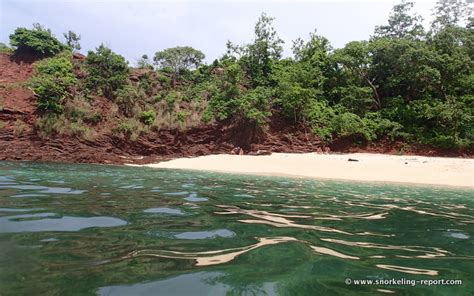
[142,153,474,188]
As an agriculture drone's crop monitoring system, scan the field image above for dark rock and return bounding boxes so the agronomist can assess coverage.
[248,150,272,156]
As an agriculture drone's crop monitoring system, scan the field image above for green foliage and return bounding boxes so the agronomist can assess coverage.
[373,1,424,39]
[238,87,272,126]
[140,110,156,125]
[331,112,372,140]
[9,24,66,57]
[114,84,144,117]
[205,63,244,121]
[176,110,190,123]
[85,112,103,124]
[63,30,81,52]
[362,112,403,140]
[227,13,284,87]
[137,54,153,69]
[113,118,146,141]
[431,0,471,33]
[29,55,77,113]
[305,101,336,142]
[85,44,129,99]
[11,5,473,151]
[333,41,381,109]
[153,46,205,73]
[34,113,93,139]
[273,59,324,122]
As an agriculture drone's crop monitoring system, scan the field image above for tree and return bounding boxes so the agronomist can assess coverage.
[153,46,205,73]
[9,24,66,57]
[137,54,153,69]
[85,44,129,99]
[228,13,284,87]
[374,1,425,40]
[153,46,205,86]
[63,30,81,52]
[273,60,321,122]
[431,0,471,32]
[334,41,381,108]
[292,30,332,64]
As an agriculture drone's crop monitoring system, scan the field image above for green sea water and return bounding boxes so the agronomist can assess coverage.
[0,161,472,295]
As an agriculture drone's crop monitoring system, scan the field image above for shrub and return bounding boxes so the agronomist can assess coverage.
[164,91,182,109]
[331,112,372,140]
[176,110,190,123]
[85,112,103,124]
[140,110,156,125]
[69,121,93,138]
[34,114,66,137]
[237,86,272,126]
[114,85,144,117]
[28,55,77,113]
[12,120,30,136]
[362,112,403,140]
[113,118,146,141]
[306,101,336,142]
[205,63,244,122]
[9,25,66,57]
[85,44,129,99]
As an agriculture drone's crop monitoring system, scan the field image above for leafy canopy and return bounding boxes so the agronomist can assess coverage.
[9,24,66,57]
[85,44,129,99]
[29,54,77,113]
[63,30,81,52]
[153,46,205,73]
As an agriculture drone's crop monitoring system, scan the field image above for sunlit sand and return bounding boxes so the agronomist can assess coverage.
[142,153,474,188]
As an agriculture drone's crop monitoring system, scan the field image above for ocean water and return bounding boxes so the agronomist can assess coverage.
[0,161,472,295]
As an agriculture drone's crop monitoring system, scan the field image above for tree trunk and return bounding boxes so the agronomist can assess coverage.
[366,78,381,109]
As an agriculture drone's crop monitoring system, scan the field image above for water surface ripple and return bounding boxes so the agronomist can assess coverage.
[0,161,472,295]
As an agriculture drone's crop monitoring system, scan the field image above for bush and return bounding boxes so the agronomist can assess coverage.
[35,114,94,139]
[140,110,156,125]
[175,110,190,123]
[85,44,129,99]
[113,118,146,141]
[30,77,68,113]
[85,112,103,124]
[29,55,77,113]
[9,26,66,57]
[238,86,272,126]
[306,101,336,142]
[205,63,243,121]
[114,85,144,117]
[34,114,66,137]
[331,112,372,140]
[362,112,403,140]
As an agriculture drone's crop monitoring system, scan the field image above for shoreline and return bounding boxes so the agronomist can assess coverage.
[140,153,474,188]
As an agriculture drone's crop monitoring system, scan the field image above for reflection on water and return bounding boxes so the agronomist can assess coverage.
[123,237,299,267]
[98,272,230,296]
[375,264,439,276]
[0,161,472,295]
[0,212,126,233]
[143,207,185,215]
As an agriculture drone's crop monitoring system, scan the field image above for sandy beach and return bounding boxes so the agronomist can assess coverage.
[142,153,474,188]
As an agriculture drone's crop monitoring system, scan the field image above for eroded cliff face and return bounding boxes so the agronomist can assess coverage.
[0,53,470,165]
[0,53,329,164]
